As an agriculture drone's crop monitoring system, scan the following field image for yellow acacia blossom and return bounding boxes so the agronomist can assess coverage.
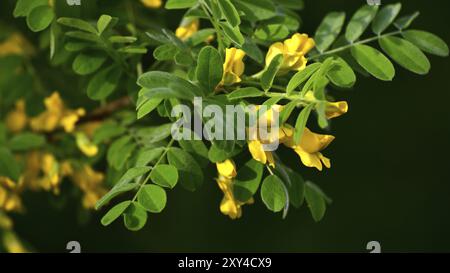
[247,104,343,171]
[283,126,334,171]
[5,100,27,133]
[266,33,315,75]
[30,92,86,133]
[140,0,162,9]
[175,18,199,41]
[75,132,98,157]
[304,91,348,119]
[0,33,35,57]
[22,151,62,194]
[65,164,107,209]
[0,177,23,212]
[221,48,246,86]
[216,160,253,219]
[2,231,30,253]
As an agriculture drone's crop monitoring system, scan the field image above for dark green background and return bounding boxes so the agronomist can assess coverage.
[4,0,450,252]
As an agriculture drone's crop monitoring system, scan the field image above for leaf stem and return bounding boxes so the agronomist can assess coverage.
[131,138,175,202]
[308,30,402,60]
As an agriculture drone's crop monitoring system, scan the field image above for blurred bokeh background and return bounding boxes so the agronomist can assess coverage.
[1,0,449,252]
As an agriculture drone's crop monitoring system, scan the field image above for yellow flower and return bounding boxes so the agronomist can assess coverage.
[0,33,35,57]
[22,151,62,194]
[221,48,246,86]
[2,231,30,253]
[216,160,252,219]
[304,91,348,119]
[248,140,275,168]
[30,92,85,133]
[5,100,27,133]
[66,164,106,209]
[0,177,23,212]
[140,0,162,9]
[175,19,199,41]
[283,126,334,171]
[75,132,98,157]
[266,33,315,75]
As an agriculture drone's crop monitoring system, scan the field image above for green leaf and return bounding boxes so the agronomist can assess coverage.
[123,202,148,231]
[109,36,137,43]
[87,66,122,100]
[153,44,179,61]
[402,30,449,57]
[218,0,241,27]
[27,6,54,32]
[65,31,99,42]
[293,103,314,145]
[219,22,245,47]
[178,134,209,167]
[0,147,21,181]
[315,12,346,52]
[351,44,395,81]
[254,24,289,42]
[394,11,420,30]
[150,164,178,189]
[97,15,114,35]
[327,57,356,88]
[9,133,45,151]
[261,54,283,91]
[93,121,126,144]
[137,98,163,119]
[196,46,223,94]
[242,38,264,64]
[165,0,197,9]
[186,28,216,46]
[284,167,305,209]
[232,0,276,21]
[13,0,48,18]
[287,63,321,94]
[72,52,106,75]
[95,183,138,210]
[372,3,402,35]
[345,5,379,43]
[135,147,165,167]
[227,87,264,100]
[119,167,152,184]
[260,175,287,213]
[234,159,264,203]
[118,46,147,54]
[138,71,202,98]
[379,36,430,75]
[107,136,136,170]
[280,100,298,123]
[101,201,131,226]
[135,124,172,144]
[305,181,328,222]
[137,185,167,213]
[57,17,98,34]
[167,147,203,191]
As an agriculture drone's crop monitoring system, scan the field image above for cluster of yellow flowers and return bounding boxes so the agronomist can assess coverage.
[1,92,107,212]
[216,160,253,219]
[213,33,349,219]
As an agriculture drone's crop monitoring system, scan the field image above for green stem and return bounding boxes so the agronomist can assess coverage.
[309,30,402,60]
[199,0,225,53]
[132,138,175,202]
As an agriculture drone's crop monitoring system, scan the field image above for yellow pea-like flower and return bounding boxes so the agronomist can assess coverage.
[30,92,85,133]
[66,164,106,209]
[221,48,246,86]
[5,100,27,133]
[140,0,162,9]
[75,132,99,157]
[0,33,35,57]
[0,177,23,212]
[3,231,30,253]
[266,33,315,75]
[216,160,252,219]
[175,19,199,41]
[304,91,349,119]
[283,126,334,171]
